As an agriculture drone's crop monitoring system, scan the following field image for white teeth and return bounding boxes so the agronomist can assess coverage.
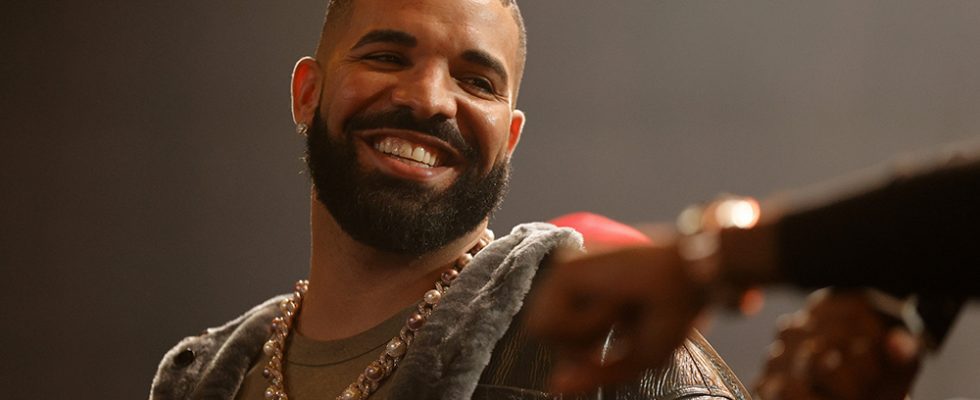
[373,137,439,167]
[397,142,411,158]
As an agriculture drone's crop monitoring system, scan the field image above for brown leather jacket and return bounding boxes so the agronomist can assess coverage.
[473,308,748,400]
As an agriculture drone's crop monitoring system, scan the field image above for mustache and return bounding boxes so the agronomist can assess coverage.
[344,108,474,156]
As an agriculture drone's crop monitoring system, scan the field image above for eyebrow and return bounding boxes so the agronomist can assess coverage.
[351,29,418,50]
[462,49,509,84]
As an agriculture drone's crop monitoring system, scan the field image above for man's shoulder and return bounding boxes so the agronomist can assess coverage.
[484,316,750,400]
[633,330,751,399]
[149,296,284,400]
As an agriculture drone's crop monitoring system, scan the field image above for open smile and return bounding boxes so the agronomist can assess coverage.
[355,129,463,182]
[373,136,442,168]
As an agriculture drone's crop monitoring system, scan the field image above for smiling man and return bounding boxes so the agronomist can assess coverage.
[149,1,747,399]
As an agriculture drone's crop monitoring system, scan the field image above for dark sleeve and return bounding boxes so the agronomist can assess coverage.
[776,147,980,297]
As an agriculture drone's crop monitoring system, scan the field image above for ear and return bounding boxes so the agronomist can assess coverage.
[506,109,525,156]
[291,57,323,126]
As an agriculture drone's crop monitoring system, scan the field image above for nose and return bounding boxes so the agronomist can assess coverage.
[390,63,458,121]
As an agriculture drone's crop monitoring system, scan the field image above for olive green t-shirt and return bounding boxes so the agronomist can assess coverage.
[236,306,415,400]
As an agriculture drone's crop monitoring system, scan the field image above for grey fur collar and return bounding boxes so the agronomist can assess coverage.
[149,223,581,400]
[150,296,284,400]
[388,223,581,400]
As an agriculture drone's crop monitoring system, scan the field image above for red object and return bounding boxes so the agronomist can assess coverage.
[549,212,651,248]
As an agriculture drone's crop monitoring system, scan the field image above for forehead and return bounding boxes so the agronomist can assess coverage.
[341,0,521,70]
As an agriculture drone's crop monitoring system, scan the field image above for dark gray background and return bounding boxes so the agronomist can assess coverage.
[3,1,978,399]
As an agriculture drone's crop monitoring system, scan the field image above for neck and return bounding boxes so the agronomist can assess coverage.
[297,195,488,341]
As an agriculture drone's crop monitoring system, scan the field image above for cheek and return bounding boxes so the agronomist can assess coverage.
[463,107,512,174]
[478,108,512,159]
[324,72,393,128]
[483,111,500,127]
[336,74,376,103]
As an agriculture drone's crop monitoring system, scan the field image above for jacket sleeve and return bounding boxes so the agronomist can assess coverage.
[777,145,980,297]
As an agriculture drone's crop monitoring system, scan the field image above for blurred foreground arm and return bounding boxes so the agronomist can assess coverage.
[528,141,980,392]
[529,204,778,393]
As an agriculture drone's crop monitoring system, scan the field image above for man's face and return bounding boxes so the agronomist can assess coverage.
[306,0,525,254]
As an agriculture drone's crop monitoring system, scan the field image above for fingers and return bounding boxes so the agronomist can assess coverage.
[539,302,701,393]
[549,351,645,393]
[754,290,921,400]
[546,328,663,394]
[526,245,709,393]
[526,253,634,345]
[528,247,670,342]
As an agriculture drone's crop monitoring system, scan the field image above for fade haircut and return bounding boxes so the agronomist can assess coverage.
[314,0,528,102]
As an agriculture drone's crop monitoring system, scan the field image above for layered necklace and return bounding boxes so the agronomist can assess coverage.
[261,230,494,400]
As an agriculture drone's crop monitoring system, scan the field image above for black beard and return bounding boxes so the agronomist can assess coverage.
[305,109,510,256]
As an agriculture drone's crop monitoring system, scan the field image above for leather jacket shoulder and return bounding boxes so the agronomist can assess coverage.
[477,310,749,400]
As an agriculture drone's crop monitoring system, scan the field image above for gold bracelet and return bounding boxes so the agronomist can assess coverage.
[676,195,761,311]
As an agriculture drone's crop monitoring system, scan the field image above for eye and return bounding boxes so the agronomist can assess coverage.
[459,76,496,96]
[361,52,407,66]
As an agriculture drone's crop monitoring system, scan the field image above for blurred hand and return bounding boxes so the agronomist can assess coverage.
[526,243,708,393]
[755,289,921,400]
